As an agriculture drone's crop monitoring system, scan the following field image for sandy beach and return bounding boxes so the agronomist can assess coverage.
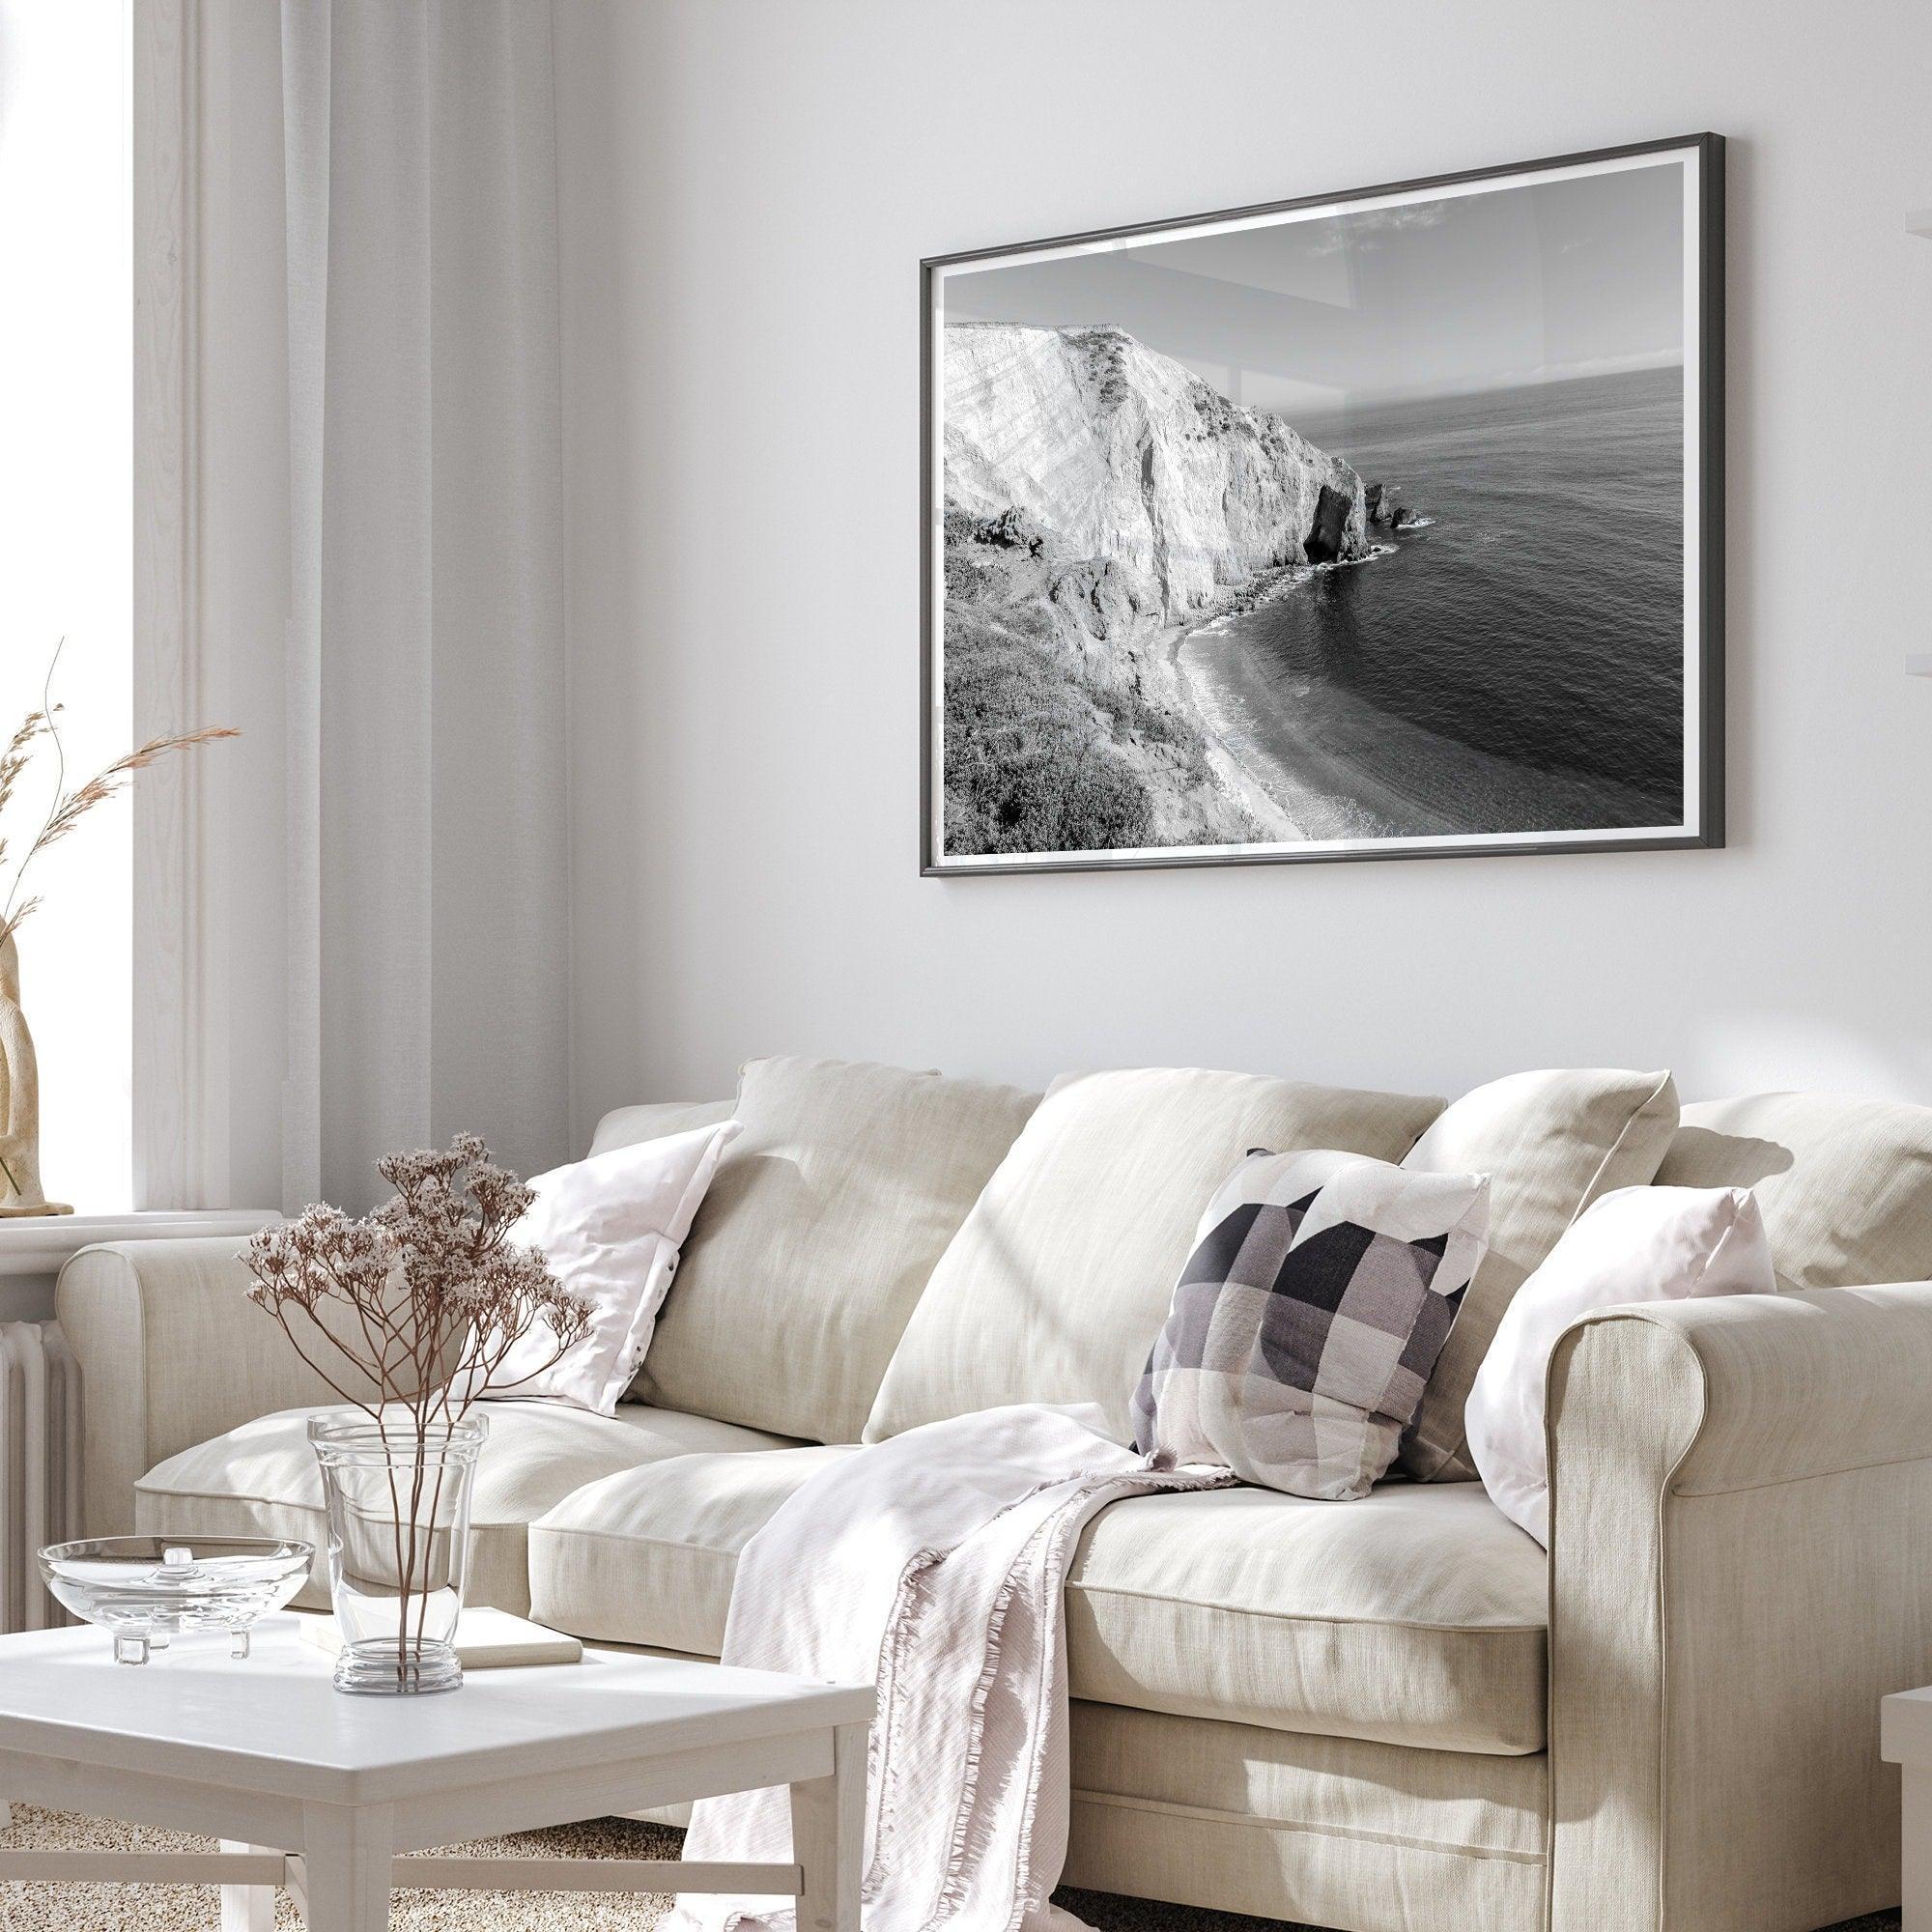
[1159,553,1478,845]
[1176,609,1463,841]
[1143,606,1305,844]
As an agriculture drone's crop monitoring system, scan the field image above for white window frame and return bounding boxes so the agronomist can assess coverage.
[131,0,224,1208]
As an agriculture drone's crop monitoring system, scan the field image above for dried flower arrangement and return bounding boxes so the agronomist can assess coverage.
[0,640,237,1212]
[243,1134,593,1690]
[244,1132,593,1412]
[1,640,238,956]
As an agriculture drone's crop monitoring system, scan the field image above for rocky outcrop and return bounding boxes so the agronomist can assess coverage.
[943,323,1370,632]
[1047,556,1159,642]
[1366,480,1424,530]
[1304,483,1355,564]
[970,506,1048,554]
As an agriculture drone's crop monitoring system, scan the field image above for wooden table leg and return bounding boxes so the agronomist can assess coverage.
[298,1802,393,1931]
[790,1722,866,1932]
[218,1840,277,1932]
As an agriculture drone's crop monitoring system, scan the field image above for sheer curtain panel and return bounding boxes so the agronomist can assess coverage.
[280,0,568,1208]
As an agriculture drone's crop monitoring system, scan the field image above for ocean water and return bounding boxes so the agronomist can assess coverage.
[1181,366,1687,839]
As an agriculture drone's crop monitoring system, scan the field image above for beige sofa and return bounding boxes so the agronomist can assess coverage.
[55,1061,1932,1932]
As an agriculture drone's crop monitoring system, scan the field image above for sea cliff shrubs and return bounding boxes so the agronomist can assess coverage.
[943,611,1153,854]
[941,518,1225,857]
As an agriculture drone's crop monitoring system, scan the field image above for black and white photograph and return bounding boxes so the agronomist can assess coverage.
[923,136,1722,873]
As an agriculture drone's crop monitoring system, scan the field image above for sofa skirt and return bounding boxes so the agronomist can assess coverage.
[624,1668,1548,1931]
[1061,1702,1547,1932]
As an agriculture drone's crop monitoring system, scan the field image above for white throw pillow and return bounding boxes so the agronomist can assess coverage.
[1465,1183,1776,1545]
[474,1120,741,1415]
[1397,1067,1679,1482]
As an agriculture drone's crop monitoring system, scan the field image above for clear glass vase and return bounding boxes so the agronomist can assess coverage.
[306,1409,487,1695]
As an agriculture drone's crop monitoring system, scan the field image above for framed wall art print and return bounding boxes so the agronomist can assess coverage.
[921,134,1723,875]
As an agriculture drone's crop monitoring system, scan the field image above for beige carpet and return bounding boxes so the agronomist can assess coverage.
[0,1807,678,1930]
[0,1808,1904,1931]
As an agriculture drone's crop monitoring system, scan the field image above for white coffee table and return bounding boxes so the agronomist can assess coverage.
[1883,1686,1932,1928]
[0,1617,872,1930]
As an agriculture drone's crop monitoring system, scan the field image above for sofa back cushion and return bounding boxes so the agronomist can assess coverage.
[1654,1092,1932,1291]
[1397,1067,1680,1481]
[863,1067,1444,1445]
[590,1098,733,1156]
[632,1056,1039,1443]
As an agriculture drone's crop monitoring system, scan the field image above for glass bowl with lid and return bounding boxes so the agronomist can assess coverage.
[40,1536,314,1663]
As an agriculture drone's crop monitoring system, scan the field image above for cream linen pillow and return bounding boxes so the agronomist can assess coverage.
[633,1056,1039,1443]
[1399,1067,1679,1481]
[473,1119,741,1416]
[1656,1093,1932,1291]
[1465,1184,1776,1545]
[864,1067,1444,1446]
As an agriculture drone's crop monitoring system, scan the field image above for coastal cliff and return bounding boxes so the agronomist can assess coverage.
[945,323,1369,625]
[940,322,1368,855]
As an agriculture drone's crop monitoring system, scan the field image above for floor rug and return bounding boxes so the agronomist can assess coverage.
[0,1808,1904,1931]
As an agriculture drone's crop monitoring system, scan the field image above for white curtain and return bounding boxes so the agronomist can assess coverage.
[280,0,568,1209]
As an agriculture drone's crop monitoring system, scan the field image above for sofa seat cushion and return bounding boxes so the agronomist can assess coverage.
[528,1453,1546,1755]
[530,1444,854,1657]
[134,1399,801,1619]
[1070,1482,1547,1754]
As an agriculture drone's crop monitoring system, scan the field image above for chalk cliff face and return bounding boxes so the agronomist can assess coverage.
[943,322,1369,629]
[937,322,1370,858]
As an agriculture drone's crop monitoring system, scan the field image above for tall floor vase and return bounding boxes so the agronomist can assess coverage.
[0,934,71,1217]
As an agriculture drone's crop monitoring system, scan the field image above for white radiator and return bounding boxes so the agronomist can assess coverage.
[0,1323,79,1633]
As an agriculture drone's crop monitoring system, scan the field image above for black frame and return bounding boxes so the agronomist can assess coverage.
[920,132,1725,877]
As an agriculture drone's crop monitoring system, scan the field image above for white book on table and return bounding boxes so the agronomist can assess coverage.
[296,1606,583,1668]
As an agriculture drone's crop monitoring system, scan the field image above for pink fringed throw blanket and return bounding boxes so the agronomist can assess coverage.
[673,1404,1230,1932]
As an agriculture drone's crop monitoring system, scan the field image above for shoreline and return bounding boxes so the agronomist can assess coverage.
[1151,613,1305,843]
[1145,578,1316,844]
[1174,566,1676,841]
[1161,545,1406,844]
[1179,622,1465,841]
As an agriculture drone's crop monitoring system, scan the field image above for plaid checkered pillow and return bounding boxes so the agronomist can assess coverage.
[1131,1148,1489,1500]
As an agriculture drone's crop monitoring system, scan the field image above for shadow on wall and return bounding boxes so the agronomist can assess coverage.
[1687,1009,1932,1112]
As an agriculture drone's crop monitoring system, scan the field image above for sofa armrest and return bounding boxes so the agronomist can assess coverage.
[1545,1283,1932,1932]
[56,1238,384,1536]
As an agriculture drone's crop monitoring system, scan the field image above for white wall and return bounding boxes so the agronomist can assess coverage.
[554,0,1932,1139]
